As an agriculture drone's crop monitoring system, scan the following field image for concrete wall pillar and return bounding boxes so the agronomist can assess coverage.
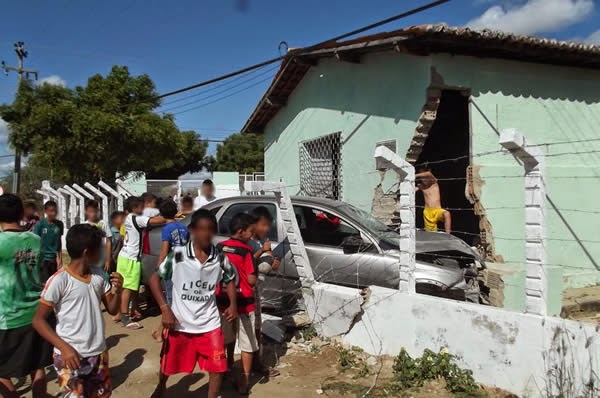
[374,146,416,293]
[499,129,549,315]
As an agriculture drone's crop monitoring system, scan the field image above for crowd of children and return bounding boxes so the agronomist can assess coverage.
[0,181,283,398]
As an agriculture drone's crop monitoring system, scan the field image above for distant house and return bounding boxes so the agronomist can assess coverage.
[241,24,600,290]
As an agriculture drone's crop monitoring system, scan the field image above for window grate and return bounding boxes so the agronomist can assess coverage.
[299,132,342,200]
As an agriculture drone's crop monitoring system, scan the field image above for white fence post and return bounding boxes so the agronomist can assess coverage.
[116,179,134,197]
[58,187,76,228]
[72,184,94,201]
[98,181,123,211]
[499,128,547,316]
[374,146,416,293]
[63,185,85,225]
[35,189,50,204]
[84,182,109,227]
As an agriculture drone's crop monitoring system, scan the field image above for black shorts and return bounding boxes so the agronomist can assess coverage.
[0,324,53,379]
[40,259,58,285]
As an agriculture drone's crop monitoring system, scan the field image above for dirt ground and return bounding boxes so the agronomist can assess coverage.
[15,312,516,398]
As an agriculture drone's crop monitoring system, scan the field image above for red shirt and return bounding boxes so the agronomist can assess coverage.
[217,239,256,314]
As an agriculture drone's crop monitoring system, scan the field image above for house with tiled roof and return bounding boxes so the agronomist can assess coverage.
[241,24,600,298]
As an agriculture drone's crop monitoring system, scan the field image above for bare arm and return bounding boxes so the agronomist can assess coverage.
[101,272,123,315]
[149,272,179,329]
[104,239,112,272]
[222,280,238,322]
[33,304,80,369]
[148,216,167,226]
[247,273,257,287]
[157,241,170,267]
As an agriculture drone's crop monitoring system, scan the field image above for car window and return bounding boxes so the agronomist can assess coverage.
[209,206,222,216]
[218,203,278,240]
[293,205,361,247]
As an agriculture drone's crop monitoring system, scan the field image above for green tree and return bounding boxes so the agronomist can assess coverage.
[214,133,264,173]
[0,66,208,183]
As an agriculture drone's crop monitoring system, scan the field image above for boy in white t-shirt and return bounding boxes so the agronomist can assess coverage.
[193,179,217,210]
[116,196,165,329]
[32,223,123,398]
[148,209,237,398]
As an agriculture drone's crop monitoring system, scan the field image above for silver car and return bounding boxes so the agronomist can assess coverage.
[143,196,483,310]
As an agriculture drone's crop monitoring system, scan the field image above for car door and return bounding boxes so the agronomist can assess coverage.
[292,204,395,289]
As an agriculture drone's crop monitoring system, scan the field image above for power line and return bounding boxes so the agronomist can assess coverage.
[159,64,276,108]
[126,0,452,106]
[169,73,277,115]
[160,65,280,113]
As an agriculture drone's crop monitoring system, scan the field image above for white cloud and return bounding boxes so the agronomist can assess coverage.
[37,75,66,87]
[583,29,600,44]
[467,0,594,35]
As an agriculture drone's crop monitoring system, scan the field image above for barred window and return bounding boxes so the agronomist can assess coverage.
[299,132,342,200]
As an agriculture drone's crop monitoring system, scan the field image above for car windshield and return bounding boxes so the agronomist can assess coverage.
[339,204,393,234]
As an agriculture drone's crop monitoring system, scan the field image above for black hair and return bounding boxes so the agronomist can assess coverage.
[44,200,58,210]
[189,208,217,231]
[124,196,143,212]
[181,195,194,206]
[251,206,273,223]
[155,197,164,208]
[66,223,104,259]
[159,199,178,219]
[23,200,37,211]
[85,199,99,210]
[202,179,214,187]
[229,213,256,235]
[141,192,157,203]
[110,210,125,221]
[0,193,24,223]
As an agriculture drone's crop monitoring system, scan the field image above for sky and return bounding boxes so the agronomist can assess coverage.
[0,0,598,175]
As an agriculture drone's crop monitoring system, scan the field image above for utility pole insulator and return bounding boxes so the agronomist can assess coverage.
[2,41,39,194]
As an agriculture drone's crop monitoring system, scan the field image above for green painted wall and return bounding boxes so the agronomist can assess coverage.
[263,51,600,290]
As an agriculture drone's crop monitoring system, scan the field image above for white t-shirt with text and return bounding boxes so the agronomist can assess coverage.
[158,242,235,333]
[41,267,111,357]
[119,213,150,260]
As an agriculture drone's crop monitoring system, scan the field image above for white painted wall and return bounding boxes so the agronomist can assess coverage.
[309,284,600,397]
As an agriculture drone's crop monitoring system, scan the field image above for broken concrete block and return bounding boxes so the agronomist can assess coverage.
[306,283,363,338]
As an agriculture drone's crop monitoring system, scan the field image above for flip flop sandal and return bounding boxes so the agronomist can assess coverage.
[124,321,143,330]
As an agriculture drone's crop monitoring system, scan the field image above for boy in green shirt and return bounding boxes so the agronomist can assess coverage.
[33,200,64,283]
[0,193,53,398]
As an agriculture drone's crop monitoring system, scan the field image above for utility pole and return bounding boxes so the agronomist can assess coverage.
[1,41,38,194]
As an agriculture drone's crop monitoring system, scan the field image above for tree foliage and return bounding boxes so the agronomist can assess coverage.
[0,66,208,183]
[214,133,264,174]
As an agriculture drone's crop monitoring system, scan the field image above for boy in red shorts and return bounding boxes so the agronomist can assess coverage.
[148,209,237,398]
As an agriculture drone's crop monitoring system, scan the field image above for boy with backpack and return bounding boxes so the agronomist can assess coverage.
[217,213,258,394]
[249,206,281,378]
[148,209,237,398]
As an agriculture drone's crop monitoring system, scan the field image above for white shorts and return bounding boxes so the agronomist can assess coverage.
[221,312,259,353]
